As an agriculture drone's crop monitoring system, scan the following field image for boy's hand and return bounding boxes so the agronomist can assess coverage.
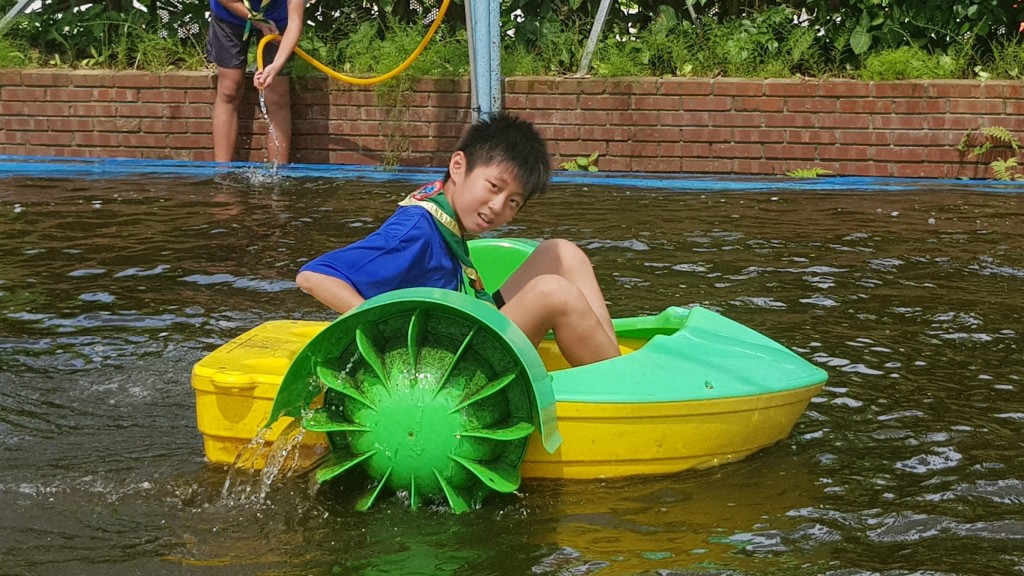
[252,19,279,37]
[253,65,280,89]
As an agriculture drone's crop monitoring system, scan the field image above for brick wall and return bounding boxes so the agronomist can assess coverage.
[2,69,1023,179]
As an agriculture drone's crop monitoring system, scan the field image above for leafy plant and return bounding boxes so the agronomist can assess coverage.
[785,167,834,178]
[957,126,1024,180]
[560,151,600,172]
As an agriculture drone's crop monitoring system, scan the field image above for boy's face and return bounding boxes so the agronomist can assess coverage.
[446,152,527,234]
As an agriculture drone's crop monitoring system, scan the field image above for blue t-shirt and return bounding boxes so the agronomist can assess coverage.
[299,206,462,300]
[210,0,289,29]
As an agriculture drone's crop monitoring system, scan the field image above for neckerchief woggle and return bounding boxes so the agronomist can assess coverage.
[398,180,496,306]
[241,0,271,41]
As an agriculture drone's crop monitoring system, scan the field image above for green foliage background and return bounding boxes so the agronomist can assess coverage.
[1,0,1023,79]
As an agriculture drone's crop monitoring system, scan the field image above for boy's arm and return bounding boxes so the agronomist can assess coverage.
[254,0,305,88]
[296,271,365,315]
[214,0,252,21]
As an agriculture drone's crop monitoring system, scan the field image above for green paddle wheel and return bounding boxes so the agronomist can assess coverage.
[266,287,560,513]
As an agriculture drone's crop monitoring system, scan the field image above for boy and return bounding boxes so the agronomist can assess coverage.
[206,0,305,164]
[296,113,620,366]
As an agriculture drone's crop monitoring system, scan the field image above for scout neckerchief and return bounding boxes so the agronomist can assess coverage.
[398,180,495,305]
[241,0,272,40]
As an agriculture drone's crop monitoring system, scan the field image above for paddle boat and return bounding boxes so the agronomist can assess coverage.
[191,238,827,512]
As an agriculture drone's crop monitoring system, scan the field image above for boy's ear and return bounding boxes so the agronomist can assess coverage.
[448,151,467,182]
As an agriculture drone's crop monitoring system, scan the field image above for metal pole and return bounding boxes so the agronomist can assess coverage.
[0,0,36,33]
[465,0,480,120]
[468,0,501,119]
[575,0,613,76]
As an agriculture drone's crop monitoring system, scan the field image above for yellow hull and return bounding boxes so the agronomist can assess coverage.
[192,319,821,480]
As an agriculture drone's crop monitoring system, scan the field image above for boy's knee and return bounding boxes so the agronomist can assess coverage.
[538,238,591,267]
[521,274,583,310]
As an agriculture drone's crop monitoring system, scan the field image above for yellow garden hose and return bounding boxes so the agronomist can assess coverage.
[256,0,451,86]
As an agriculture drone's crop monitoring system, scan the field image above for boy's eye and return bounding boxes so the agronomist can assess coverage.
[509,198,522,209]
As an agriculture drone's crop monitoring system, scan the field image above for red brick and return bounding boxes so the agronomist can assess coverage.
[582,126,631,141]
[120,134,169,148]
[979,81,1024,99]
[682,158,732,173]
[598,157,631,171]
[113,72,158,88]
[708,112,761,127]
[659,78,712,96]
[763,113,817,128]
[116,103,166,118]
[948,99,1004,114]
[733,128,786,143]
[873,116,928,130]
[891,163,948,178]
[889,131,946,146]
[763,143,817,159]
[838,161,890,177]
[660,142,710,157]
[838,99,892,114]
[818,80,871,97]
[632,95,682,111]
[892,99,947,114]
[927,115,985,130]
[658,111,710,126]
[817,114,870,129]
[609,111,658,126]
[633,157,682,172]
[26,131,74,146]
[787,129,836,144]
[872,147,927,162]
[162,72,214,89]
[608,141,658,157]
[681,127,732,142]
[786,98,837,113]
[681,97,732,111]
[712,79,763,97]
[818,146,870,160]
[630,126,681,142]
[871,82,927,98]
[555,140,608,157]
[925,80,982,98]
[140,89,189,103]
[836,130,889,145]
[764,80,818,97]
[579,95,629,110]
[142,120,189,134]
[523,94,579,109]
[47,118,93,131]
[711,143,763,158]
[77,132,121,146]
[3,87,48,101]
[734,97,784,112]
[21,70,71,86]
[24,101,70,116]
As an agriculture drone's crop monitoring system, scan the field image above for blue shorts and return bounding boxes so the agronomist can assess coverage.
[205,15,289,71]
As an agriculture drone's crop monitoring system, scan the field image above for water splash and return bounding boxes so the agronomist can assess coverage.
[258,90,280,173]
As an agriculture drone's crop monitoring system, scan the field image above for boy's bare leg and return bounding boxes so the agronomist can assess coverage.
[212,67,245,162]
[500,274,620,366]
[263,76,292,164]
[499,239,615,343]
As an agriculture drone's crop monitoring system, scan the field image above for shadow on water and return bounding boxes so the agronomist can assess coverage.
[1,168,1023,575]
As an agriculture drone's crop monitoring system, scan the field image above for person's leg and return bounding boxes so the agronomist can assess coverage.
[212,66,246,162]
[263,76,291,164]
[498,239,615,343]
[500,274,620,367]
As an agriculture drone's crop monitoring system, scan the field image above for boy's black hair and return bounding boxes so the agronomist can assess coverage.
[449,112,551,202]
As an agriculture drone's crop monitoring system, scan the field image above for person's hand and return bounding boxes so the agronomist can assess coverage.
[252,19,279,37]
[254,63,281,89]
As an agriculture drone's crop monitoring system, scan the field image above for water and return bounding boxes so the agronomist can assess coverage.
[1,168,1022,575]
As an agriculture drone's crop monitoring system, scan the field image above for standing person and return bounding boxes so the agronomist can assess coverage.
[295,113,621,367]
[206,0,305,164]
